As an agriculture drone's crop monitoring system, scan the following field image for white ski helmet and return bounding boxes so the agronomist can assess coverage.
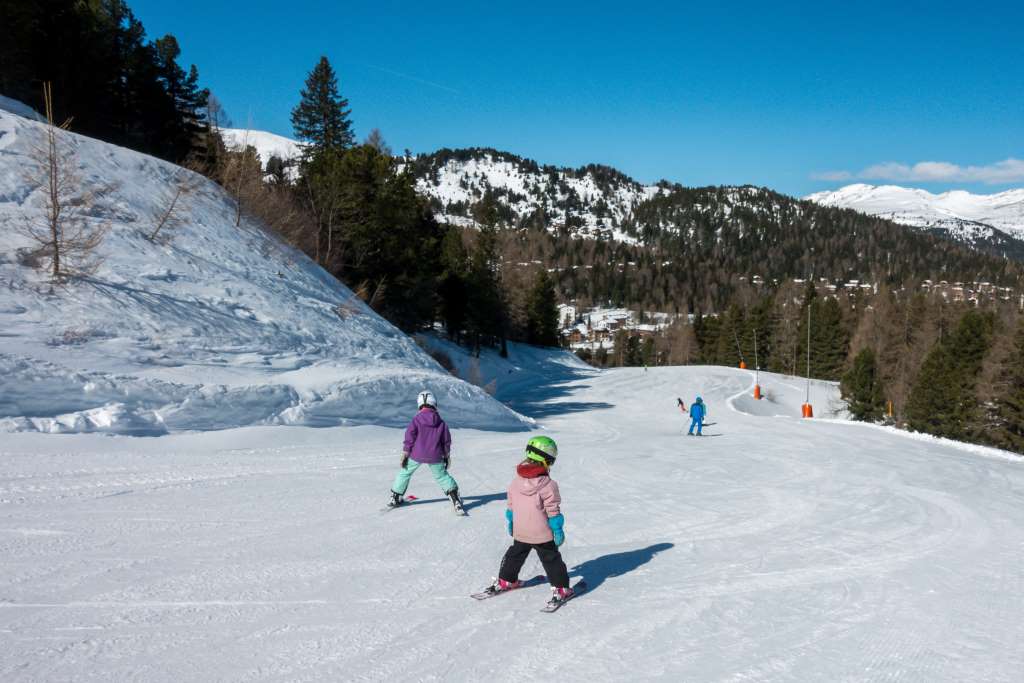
[417,390,437,409]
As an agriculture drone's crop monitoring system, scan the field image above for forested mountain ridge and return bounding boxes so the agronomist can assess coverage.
[407,148,1024,278]
[402,148,1022,311]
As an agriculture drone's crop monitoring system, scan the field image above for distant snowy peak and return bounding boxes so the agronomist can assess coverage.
[805,183,1024,243]
[219,128,305,178]
[406,148,667,243]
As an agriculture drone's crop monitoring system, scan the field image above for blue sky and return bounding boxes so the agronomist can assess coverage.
[131,0,1024,197]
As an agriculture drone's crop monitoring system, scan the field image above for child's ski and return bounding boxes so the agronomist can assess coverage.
[540,580,587,613]
[379,494,417,513]
[470,575,546,600]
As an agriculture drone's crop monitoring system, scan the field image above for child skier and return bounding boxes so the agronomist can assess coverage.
[485,436,574,608]
[388,390,464,513]
[688,396,706,436]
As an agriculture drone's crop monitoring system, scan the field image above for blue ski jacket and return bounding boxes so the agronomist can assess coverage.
[689,402,706,421]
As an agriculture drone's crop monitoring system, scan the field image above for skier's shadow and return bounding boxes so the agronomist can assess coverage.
[404,492,506,512]
[570,542,674,593]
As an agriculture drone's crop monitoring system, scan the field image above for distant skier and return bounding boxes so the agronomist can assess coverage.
[387,391,464,513]
[688,396,706,436]
[483,436,574,607]
[676,397,686,414]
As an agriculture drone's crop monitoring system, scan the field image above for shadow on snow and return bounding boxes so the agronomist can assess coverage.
[500,364,615,419]
[403,491,506,513]
[570,542,674,593]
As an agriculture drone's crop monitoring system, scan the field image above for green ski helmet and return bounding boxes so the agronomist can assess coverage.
[525,435,558,466]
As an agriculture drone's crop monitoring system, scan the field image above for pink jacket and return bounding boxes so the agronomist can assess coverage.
[507,462,561,544]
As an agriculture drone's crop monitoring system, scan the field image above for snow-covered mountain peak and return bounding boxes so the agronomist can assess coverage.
[805,183,1024,244]
[406,148,667,242]
[0,105,530,434]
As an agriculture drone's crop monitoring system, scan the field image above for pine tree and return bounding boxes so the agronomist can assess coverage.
[525,270,559,346]
[466,225,505,355]
[642,337,656,366]
[291,56,354,161]
[841,348,886,421]
[797,290,850,381]
[985,319,1024,454]
[438,229,469,343]
[906,310,995,439]
[266,155,288,185]
[812,298,850,379]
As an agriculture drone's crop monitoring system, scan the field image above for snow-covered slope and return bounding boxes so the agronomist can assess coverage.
[806,183,1024,243]
[3,360,1021,680]
[0,103,530,434]
[219,128,304,167]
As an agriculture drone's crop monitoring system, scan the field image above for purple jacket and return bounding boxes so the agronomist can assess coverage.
[403,407,452,464]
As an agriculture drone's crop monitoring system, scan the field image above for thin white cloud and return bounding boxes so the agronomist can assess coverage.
[813,158,1024,184]
[367,64,461,95]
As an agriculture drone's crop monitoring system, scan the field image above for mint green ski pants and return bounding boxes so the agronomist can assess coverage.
[391,460,458,496]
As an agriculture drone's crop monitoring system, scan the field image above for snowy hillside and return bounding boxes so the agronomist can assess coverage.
[219,128,304,167]
[3,358,1022,680]
[806,183,1024,247]
[219,128,304,178]
[0,103,530,434]
[407,149,664,243]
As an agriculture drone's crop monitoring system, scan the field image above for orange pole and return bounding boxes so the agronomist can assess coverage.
[753,384,761,400]
[739,360,747,369]
[802,403,814,418]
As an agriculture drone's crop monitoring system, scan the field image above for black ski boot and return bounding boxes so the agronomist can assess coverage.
[448,487,465,515]
[387,490,403,508]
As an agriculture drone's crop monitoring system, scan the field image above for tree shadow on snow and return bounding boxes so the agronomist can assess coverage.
[570,542,674,593]
[403,491,506,512]
[512,400,615,419]
[502,367,616,419]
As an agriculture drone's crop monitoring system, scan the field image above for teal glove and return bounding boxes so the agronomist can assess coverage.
[505,509,513,536]
[548,513,565,546]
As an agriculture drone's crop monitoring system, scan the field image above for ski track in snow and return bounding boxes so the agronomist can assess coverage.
[1,365,1023,681]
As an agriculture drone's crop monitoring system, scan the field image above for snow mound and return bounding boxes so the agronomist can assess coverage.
[0,94,45,122]
[0,105,532,434]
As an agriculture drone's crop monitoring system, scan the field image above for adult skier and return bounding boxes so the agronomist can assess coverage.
[688,396,706,436]
[482,436,575,608]
[387,390,464,513]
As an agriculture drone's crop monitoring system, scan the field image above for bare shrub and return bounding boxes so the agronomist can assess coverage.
[149,170,198,242]
[19,83,108,280]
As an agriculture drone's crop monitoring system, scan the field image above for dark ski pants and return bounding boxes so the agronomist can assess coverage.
[499,540,569,589]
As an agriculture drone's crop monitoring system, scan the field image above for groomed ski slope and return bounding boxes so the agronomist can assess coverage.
[2,357,1023,681]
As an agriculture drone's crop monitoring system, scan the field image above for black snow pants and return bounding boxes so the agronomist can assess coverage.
[498,540,569,589]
